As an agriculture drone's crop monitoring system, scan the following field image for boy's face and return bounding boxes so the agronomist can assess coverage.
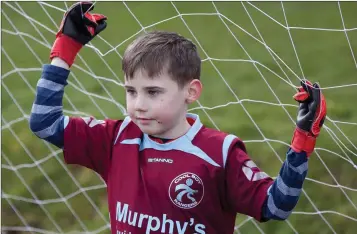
[124,69,201,138]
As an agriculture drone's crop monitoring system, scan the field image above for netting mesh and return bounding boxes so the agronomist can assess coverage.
[2,1,357,233]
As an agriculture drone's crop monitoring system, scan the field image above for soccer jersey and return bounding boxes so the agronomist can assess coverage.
[30,64,309,234]
[63,114,274,234]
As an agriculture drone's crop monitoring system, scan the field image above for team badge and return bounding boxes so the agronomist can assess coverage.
[168,172,204,209]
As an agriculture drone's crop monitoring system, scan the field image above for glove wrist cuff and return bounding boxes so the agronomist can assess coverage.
[50,34,82,67]
[291,127,316,157]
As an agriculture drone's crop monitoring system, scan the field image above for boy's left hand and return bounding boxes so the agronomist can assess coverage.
[291,80,327,157]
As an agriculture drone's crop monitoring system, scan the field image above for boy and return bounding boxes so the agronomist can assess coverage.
[29,2,326,234]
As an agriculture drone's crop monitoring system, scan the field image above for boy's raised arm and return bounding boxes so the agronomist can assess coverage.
[29,2,118,181]
[225,80,327,221]
[263,80,327,220]
[29,1,107,146]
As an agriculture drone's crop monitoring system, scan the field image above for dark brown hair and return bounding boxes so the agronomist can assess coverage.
[122,31,201,87]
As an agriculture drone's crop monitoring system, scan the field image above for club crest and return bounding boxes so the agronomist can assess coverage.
[168,172,204,209]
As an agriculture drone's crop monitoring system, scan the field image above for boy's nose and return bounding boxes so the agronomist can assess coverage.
[134,96,148,112]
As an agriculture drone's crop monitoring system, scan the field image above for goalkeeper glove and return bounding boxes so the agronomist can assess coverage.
[50,1,107,67]
[291,80,327,157]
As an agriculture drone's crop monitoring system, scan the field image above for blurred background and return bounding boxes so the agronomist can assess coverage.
[2,1,357,234]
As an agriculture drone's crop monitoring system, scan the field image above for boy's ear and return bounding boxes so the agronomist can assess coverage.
[186,79,202,104]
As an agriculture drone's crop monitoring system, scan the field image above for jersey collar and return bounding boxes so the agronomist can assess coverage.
[184,113,203,141]
[146,113,203,144]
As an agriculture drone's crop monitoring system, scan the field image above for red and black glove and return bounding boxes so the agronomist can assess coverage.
[291,80,327,157]
[50,1,107,67]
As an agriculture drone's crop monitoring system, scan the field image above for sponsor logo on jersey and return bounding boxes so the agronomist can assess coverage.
[168,172,204,209]
[115,201,206,233]
[148,158,173,164]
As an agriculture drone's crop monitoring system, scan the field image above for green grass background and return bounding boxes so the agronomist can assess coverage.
[2,1,357,234]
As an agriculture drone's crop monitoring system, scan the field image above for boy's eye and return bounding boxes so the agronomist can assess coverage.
[148,90,160,96]
[126,89,136,95]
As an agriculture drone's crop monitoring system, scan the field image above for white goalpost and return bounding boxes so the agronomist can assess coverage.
[2,1,357,234]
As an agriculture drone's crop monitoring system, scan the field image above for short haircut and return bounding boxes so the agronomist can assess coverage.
[122,31,201,87]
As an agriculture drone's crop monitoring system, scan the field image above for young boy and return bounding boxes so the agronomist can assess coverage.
[29,2,327,234]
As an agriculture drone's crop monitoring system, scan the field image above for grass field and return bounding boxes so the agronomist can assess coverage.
[2,1,357,234]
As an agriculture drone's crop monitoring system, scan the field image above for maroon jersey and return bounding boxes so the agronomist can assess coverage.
[63,114,273,234]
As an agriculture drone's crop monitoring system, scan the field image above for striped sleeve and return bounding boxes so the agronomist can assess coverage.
[261,148,308,220]
[29,64,70,148]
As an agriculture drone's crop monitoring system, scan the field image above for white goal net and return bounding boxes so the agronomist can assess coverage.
[2,1,357,234]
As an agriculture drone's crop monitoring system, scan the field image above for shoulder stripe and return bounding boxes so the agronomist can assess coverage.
[244,160,257,168]
[222,134,236,168]
[113,116,131,145]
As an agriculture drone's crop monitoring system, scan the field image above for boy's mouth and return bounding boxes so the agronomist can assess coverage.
[136,117,162,125]
[136,117,154,125]
[137,117,152,120]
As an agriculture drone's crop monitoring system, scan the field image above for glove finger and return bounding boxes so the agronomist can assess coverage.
[302,80,314,101]
[293,90,309,102]
[67,2,81,12]
[312,83,321,95]
[67,1,92,16]
[297,86,304,92]
[83,13,107,25]
[91,13,107,23]
[309,83,326,136]
[294,82,311,102]
[80,1,94,13]
[83,13,98,27]
[311,83,321,105]
[95,21,107,35]
[311,98,326,136]
[301,79,313,92]
[83,13,107,36]
[313,82,326,117]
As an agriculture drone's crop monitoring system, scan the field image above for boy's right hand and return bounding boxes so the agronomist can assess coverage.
[50,1,107,67]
